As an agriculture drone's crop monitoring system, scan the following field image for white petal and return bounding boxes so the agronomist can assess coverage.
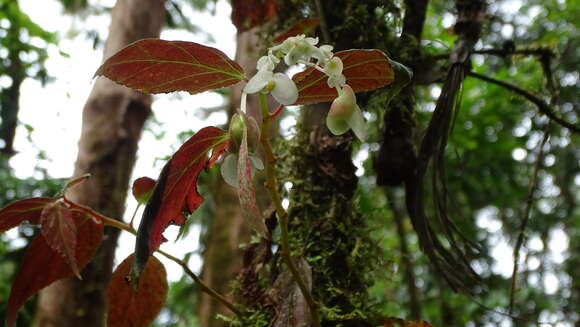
[271,73,298,105]
[220,154,239,187]
[243,70,273,94]
[327,74,346,89]
[284,47,300,65]
[324,57,344,76]
[249,155,264,170]
[305,36,319,45]
[348,104,367,141]
[256,56,272,71]
[326,114,350,136]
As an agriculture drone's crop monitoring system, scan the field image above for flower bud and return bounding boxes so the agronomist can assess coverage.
[326,84,366,141]
[228,113,245,153]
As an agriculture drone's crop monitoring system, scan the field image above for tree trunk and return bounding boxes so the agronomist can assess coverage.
[234,2,396,325]
[33,1,164,326]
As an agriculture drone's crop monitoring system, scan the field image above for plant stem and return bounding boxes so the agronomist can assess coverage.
[63,197,243,320]
[258,94,321,327]
[156,249,243,318]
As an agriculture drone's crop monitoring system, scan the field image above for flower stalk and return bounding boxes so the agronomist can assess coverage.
[258,93,321,327]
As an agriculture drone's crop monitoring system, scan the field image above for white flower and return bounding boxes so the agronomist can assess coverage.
[324,57,346,88]
[326,84,366,141]
[312,45,334,64]
[256,54,279,72]
[271,34,320,66]
[220,153,264,188]
[243,70,298,105]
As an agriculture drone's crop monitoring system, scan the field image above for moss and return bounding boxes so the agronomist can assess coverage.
[273,110,385,326]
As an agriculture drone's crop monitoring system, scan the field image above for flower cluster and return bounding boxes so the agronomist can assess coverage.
[242,34,366,140]
[227,35,367,187]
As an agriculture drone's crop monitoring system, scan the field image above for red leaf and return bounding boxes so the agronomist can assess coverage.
[237,124,269,238]
[134,127,229,279]
[132,177,156,204]
[6,211,103,327]
[231,0,276,31]
[40,201,80,278]
[0,197,53,233]
[292,49,395,104]
[107,254,167,327]
[94,39,245,95]
[272,18,321,44]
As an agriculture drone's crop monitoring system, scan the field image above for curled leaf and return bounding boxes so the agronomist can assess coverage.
[132,177,156,204]
[133,127,229,282]
[237,125,269,238]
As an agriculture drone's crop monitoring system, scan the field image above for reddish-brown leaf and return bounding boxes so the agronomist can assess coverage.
[6,211,103,327]
[107,254,167,327]
[132,177,156,204]
[40,201,80,278]
[237,125,269,238]
[0,197,53,233]
[272,18,321,44]
[231,0,276,31]
[292,49,395,105]
[94,39,245,94]
[134,127,229,279]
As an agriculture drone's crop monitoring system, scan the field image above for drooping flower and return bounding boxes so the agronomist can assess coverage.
[243,70,298,105]
[326,84,366,141]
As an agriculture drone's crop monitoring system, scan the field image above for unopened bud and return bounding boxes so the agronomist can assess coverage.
[228,113,245,153]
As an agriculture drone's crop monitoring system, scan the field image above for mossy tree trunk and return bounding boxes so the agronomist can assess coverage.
[234,1,398,326]
[33,1,165,326]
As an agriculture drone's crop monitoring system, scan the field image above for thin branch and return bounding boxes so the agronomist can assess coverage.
[433,47,555,60]
[386,190,422,319]
[63,196,244,320]
[156,249,244,318]
[258,93,321,327]
[473,47,554,57]
[467,71,579,133]
[509,124,551,314]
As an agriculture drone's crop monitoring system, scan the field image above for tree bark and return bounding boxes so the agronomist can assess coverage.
[33,1,164,326]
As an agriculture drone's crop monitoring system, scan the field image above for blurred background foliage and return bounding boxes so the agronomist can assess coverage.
[1,0,578,326]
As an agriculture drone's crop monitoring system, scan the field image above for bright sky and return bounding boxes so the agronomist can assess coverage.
[12,0,237,281]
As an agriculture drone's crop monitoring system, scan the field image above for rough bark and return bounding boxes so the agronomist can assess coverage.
[33,1,164,326]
